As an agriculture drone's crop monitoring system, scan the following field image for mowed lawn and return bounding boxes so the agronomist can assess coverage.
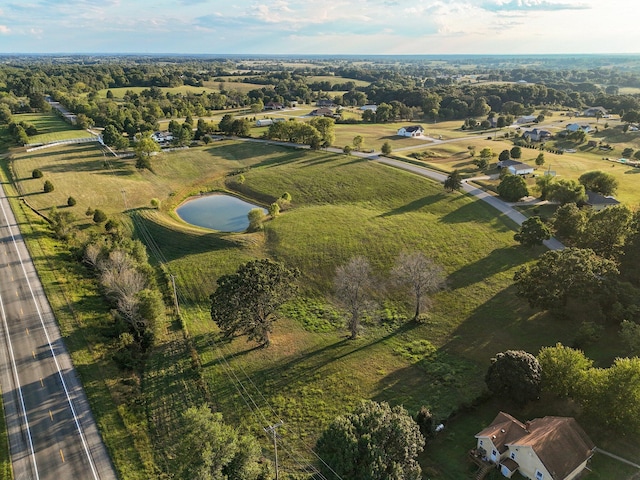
[15,113,94,144]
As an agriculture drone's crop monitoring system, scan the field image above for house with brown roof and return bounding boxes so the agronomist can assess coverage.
[474,412,595,480]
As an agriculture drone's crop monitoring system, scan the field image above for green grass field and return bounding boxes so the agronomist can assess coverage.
[15,113,94,144]
[306,75,371,87]
[6,130,640,478]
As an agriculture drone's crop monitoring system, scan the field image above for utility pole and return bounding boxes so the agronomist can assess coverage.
[170,274,180,318]
[265,421,283,480]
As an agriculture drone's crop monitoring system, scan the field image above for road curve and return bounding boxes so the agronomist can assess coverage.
[0,183,117,480]
[373,157,565,251]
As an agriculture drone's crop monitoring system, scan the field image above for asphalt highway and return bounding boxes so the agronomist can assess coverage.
[0,184,116,480]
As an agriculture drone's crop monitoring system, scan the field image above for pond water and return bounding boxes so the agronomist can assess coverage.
[176,194,266,232]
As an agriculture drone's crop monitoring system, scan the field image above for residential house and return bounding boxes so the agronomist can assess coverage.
[151,131,173,144]
[566,123,592,133]
[523,128,552,142]
[497,159,534,176]
[474,412,595,480]
[360,104,378,112]
[310,107,335,117]
[397,125,424,137]
[264,102,284,110]
[582,106,608,117]
[516,115,537,124]
[583,190,620,211]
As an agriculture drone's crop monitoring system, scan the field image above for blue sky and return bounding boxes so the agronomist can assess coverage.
[0,0,636,55]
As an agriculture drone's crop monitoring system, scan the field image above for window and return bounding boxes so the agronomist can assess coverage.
[510,451,516,460]
[479,440,483,446]
[536,470,544,480]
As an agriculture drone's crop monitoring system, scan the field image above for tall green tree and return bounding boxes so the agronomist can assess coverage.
[535,174,554,200]
[210,259,299,347]
[218,114,234,134]
[514,216,551,247]
[316,401,424,480]
[579,205,632,259]
[548,179,586,205]
[578,170,619,196]
[175,405,267,480]
[497,174,528,202]
[309,116,336,146]
[134,135,160,170]
[485,350,541,404]
[513,248,619,311]
[552,203,586,245]
[444,170,463,192]
[537,343,592,398]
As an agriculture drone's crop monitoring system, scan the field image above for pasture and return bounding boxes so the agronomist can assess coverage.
[15,112,94,144]
[7,136,640,477]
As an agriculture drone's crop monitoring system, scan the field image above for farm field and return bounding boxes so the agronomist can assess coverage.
[306,75,371,87]
[97,82,269,98]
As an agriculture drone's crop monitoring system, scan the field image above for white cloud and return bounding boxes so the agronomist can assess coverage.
[0,25,10,34]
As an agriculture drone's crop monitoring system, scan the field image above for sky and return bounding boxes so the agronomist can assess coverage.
[0,0,637,55]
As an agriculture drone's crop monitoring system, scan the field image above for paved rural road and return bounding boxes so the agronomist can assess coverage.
[372,157,565,251]
[0,184,117,480]
[214,135,565,251]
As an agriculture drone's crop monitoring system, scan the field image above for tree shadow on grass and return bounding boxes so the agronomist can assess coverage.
[331,156,368,167]
[440,284,577,367]
[379,192,449,217]
[299,154,338,168]
[438,197,499,224]
[19,144,99,160]
[213,321,421,396]
[447,246,528,290]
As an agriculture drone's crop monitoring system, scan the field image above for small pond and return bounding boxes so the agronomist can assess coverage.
[176,194,266,232]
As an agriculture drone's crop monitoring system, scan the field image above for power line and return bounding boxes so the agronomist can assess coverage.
[99,143,341,479]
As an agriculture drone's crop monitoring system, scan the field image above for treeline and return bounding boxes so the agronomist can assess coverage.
[3,57,640,143]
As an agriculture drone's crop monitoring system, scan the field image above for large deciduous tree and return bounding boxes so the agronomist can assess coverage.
[497,174,528,202]
[316,401,424,480]
[391,252,445,321]
[175,405,267,480]
[334,256,376,339]
[134,135,160,170]
[514,216,551,247]
[513,248,618,311]
[579,170,619,196]
[485,350,541,404]
[552,202,586,244]
[579,205,632,259]
[210,259,299,347]
[548,179,586,205]
[444,169,463,192]
[537,343,592,398]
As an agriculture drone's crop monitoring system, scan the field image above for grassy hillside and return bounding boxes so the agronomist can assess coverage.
[7,139,638,478]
